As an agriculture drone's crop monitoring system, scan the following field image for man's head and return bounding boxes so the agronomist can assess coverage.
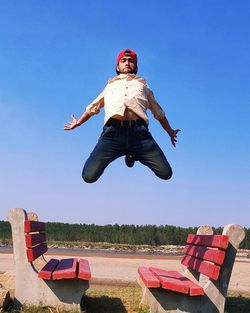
[116,49,138,75]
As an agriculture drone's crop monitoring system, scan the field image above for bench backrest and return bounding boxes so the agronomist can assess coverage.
[181,234,229,280]
[24,220,48,262]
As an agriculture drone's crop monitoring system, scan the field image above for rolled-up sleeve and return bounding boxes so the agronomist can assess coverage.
[147,87,165,120]
[85,90,105,116]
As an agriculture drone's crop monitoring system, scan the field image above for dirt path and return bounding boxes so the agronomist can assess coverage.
[0,252,249,295]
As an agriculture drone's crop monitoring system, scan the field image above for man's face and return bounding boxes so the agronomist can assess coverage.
[117,56,137,74]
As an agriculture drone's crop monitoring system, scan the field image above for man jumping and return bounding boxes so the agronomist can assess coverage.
[64,49,180,183]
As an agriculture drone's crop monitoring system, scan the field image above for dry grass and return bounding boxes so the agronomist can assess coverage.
[2,288,250,313]
[82,286,149,313]
[225,292,250,313]
[1,286,149,313]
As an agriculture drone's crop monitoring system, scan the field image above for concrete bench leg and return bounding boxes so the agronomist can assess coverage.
[13,279,89,312]
[138,277,230,313]
[138,279,202,313]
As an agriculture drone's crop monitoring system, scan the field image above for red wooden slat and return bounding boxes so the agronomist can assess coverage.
[38,259,59,280]
[24,220,46,233]
[52,258,77,280]
[183,244,226,265]
[189,283,205,296]
[186,234,229,250]
[25,233,46,248]
[78,259,91,280]
[181,255,221,280]
[138,267,161,288]
[149,268,204,296]
[150,268,188,294]
[26,243,48,262]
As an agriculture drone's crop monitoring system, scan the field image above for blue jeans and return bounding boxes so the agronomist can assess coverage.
[82,123,172,183]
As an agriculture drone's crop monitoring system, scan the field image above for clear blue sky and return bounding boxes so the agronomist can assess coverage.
[1,1,249,228]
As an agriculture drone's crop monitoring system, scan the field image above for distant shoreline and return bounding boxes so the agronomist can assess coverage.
[1,245,249,260]
[0,245,182,259]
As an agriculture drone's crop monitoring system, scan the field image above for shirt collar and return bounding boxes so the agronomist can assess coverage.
[118,73,136,79]
[108,74,146,84]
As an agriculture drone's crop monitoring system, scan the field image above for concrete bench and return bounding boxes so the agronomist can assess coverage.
[7,208,91,312]
[137,224,245,313]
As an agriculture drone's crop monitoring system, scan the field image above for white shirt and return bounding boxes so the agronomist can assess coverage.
[85,74,166,125]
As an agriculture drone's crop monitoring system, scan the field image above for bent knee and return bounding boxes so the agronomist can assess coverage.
[158,168,173,180]
[82,171,99,184]
[82,176,97,183]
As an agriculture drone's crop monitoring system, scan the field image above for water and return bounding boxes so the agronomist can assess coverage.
[0,246,180,257]
[0,246,12,252]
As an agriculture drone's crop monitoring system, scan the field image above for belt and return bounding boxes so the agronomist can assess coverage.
[106,118,147,127]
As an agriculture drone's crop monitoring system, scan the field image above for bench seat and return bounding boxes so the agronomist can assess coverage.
[38,258,91,280]
[138,266,204,296]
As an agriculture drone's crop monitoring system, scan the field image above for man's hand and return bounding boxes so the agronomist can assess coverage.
[159,117,181,147]
[64,114,78,130]
[170,129,181,147]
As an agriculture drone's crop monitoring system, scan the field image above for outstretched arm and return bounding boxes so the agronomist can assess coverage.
[64,111,91,131]
[64,89,105,131]
[159,117,181,147]
[146,88,180,147]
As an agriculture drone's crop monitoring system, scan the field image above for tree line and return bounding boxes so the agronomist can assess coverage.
[0,220,249,248]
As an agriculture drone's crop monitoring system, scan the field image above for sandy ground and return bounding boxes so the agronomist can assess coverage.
[0,252,250,295]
